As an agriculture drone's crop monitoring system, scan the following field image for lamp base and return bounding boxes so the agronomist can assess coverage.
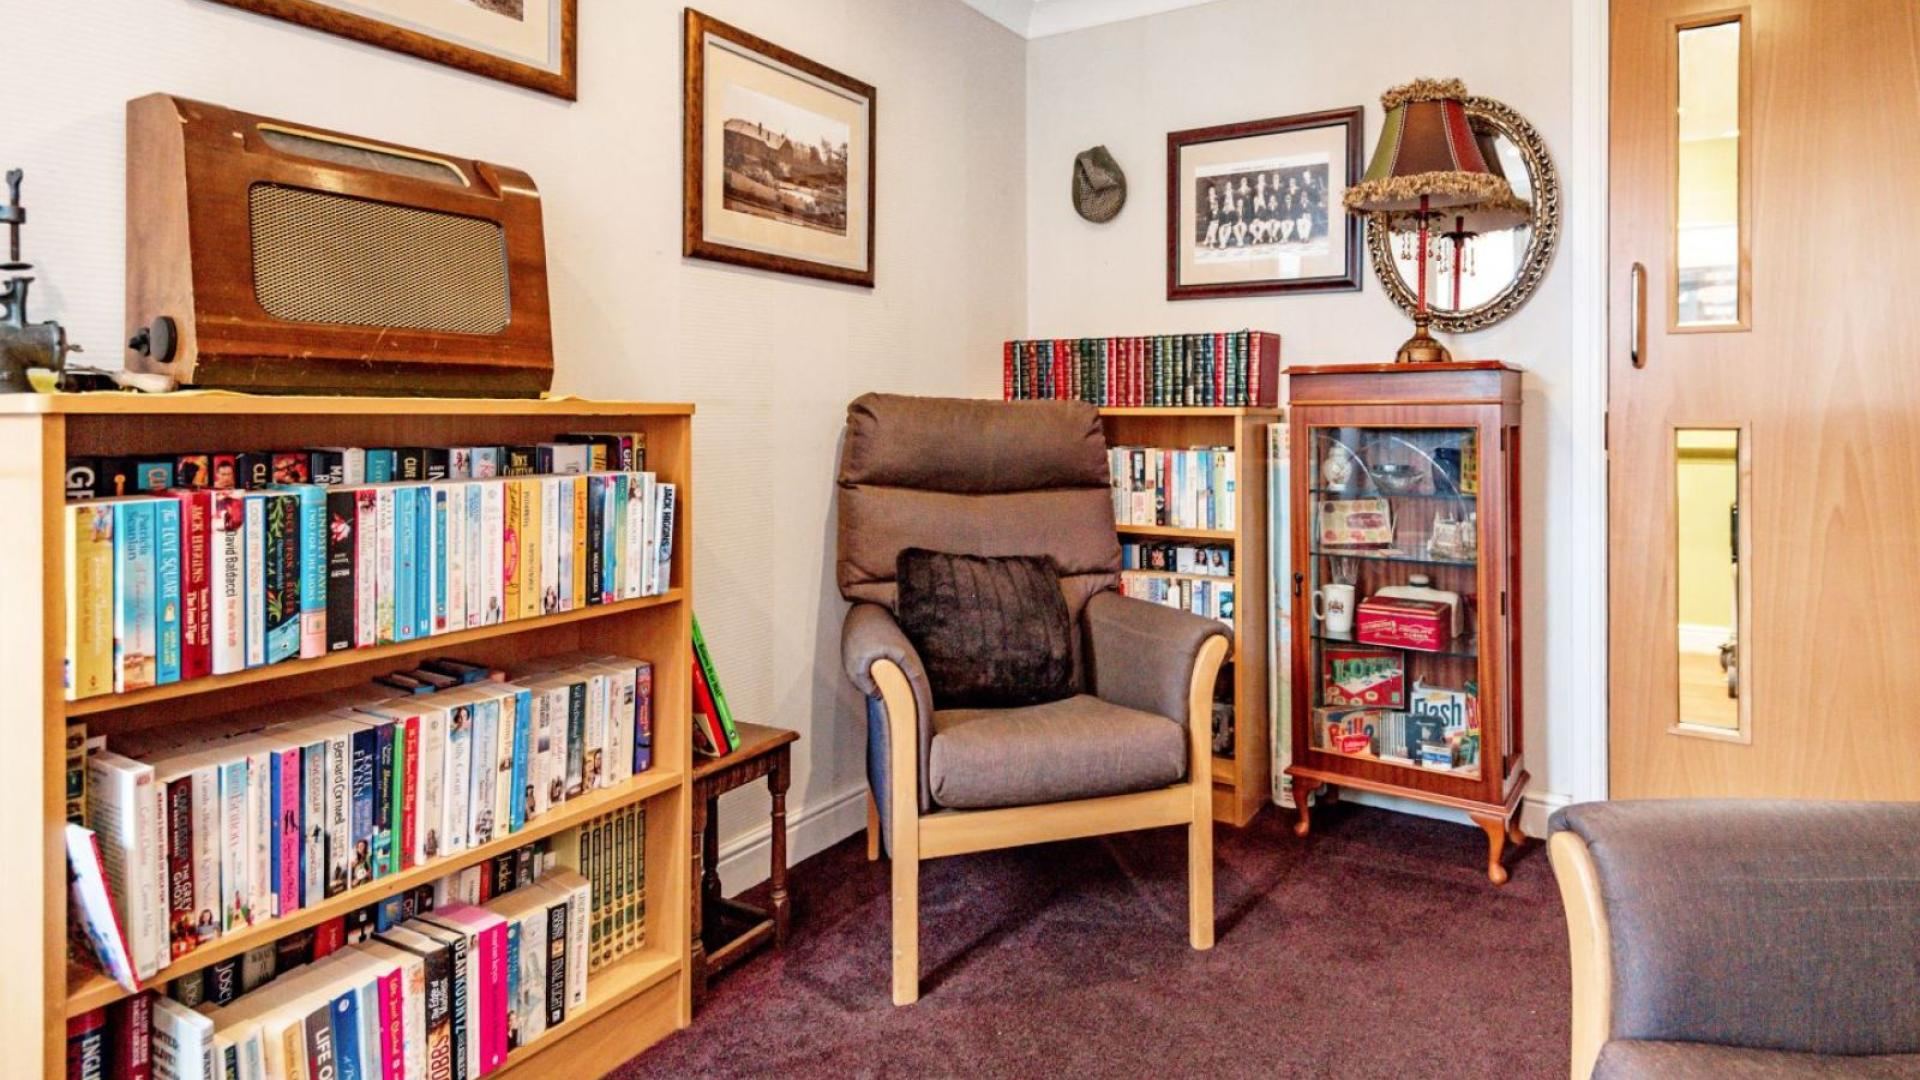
[1393,324,1452,364]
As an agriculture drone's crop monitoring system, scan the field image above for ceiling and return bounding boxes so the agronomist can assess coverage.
[963,0,1230,39]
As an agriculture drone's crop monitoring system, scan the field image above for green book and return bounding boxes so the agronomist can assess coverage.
[690,616,740,752]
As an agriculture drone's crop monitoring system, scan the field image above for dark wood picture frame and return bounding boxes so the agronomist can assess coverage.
[1166,107,1365,300]
[683,9,877,288]
[205,0,578,100]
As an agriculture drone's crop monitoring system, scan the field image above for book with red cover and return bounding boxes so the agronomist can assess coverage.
[66,1008,107,1080]
[106,993,152,1080]
[176,491,213,680]
[690,659,727,758]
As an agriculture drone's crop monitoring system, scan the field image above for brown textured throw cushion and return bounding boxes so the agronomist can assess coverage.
[894,548,1076,709]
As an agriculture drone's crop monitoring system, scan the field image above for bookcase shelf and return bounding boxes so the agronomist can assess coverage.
[65,765,685,1015]
[66,589,686,718]
[1099,406,1278,827]
[8,394,697,1079]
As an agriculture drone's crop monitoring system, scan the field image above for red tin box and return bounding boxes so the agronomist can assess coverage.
[1355,596,1453,652]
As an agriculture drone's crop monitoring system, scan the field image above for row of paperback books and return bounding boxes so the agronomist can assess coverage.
[64,459,675,700]
[1120,540,1233,578]
[1119,572,1235,627]
[69,832,594,1080]
[1109,446,1238,531]
[71,652,654,990]
[1001,330,1281,408]
[66,434,645,501]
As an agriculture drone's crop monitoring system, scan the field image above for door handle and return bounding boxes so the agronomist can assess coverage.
[1629,262,1647,369]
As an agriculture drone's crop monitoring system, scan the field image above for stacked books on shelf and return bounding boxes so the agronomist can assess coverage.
[68,827,608,1080]
[62,433,675,701]
[1120,540,1232,578]
[1119,539,1235,627]
[68,652,655,995]
[1002,330,1281,407]
[1108,445,1237,531]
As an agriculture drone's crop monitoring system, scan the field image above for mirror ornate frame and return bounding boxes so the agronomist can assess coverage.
[1365,96,1560,333]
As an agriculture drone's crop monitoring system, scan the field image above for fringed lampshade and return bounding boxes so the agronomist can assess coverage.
[1346,78,1520,362]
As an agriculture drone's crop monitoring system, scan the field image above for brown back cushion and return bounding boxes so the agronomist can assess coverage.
[836,393,1121,620]
[895,549,1076,709]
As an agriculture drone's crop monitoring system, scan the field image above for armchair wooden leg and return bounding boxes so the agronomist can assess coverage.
[1187,635,1228,951]
[866,792,881,862]
[874,659,922,1005]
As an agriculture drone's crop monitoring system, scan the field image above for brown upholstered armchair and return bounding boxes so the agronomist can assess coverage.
[1550,801,1920,1078]
[837,393,1232,1005]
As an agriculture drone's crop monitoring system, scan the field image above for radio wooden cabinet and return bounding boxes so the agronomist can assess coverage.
[1283,362,1528,883]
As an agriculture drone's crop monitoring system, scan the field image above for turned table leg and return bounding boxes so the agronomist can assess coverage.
[690,788,710,1004]
[1470,811,1511,886]
[769,749,791,947]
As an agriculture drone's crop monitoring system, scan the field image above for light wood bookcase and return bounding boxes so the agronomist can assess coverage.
[1,393,694,1079]
[1099,406,1278,827]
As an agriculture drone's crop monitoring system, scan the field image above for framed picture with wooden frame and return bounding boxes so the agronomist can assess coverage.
[204,0,578,100]
[1167,107,1365,300]
[683,9,877,288]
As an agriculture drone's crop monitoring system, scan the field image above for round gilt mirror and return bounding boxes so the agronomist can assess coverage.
[1366,96,1559,332]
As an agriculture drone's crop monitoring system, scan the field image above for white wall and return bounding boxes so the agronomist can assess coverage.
[1025,0,1595,820]
[13,0,1027,879]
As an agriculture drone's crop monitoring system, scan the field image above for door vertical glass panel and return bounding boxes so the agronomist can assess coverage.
[1308,426,1482,779]
[1674,17,1747,328]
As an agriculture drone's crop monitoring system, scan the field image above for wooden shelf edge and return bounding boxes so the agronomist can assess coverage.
[0,393,697,417]
[66,767,685,1015]
[1114,523,1237,542]
[1096,406,1282,417]
[67,590,686,717]
[499,947,682,1071]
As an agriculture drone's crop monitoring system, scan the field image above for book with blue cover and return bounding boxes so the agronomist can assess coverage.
[278,482,328,659]
[263,493,301,665]
[154,496,182,685]
[509,687,531,834]
[364,450,396,484]
[330,988,363,1080]
[372,721,395,881]
[112,497,158,692]
[394,486,417,642]
[434,486,449,634]
[350,725,377,888]
[414,484,433,640]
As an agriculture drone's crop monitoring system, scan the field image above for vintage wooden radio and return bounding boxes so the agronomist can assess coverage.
[125,94,554,396]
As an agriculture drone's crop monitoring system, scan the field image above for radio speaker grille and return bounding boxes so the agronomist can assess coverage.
[249,184,511,334]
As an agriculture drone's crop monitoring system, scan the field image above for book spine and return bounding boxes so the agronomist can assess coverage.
[584,476,604,606]
[189,769,219,948]
[278,752,301,918]
[624,476,646,600]
[444,485,464,633]
[519,479,542,621]
[113,500,158,693]
[375,488,396,644]
[66,1009,108,1080]
[654,484,676,594]
[419,708,446,865]
[633,663,653,774]
[66,504,116,700]
[564,683,586,799]
[303,742,326,909]
[542,900,567,1027]
[465,483,484,629]
[247,752,271,927]
[236,495,262,668]
[393,487,417,643]
[264,495,301,665]
[540,478,560,614]
[178,491,212,682]
[481,482,504,626]
[378,965,404,1080]
[509,692,530,834]
[217,760,248,933]
[414,485,433,639]
[445,707,471,854]
[502,481,523,622]
[326,489,357,652]
[373,723,396,881]
[164,777,196,959]
[444,933,470,1080]
[329,990,362,1080]
[569,477,588,611]
[291,484,327,659]
[471,701,499,847]
[401,715,420,872]
[325,730,351,899]
[692,618,739,750]
[351,727,376,889]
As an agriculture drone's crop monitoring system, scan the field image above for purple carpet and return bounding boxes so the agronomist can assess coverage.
[616,801,1571,1078]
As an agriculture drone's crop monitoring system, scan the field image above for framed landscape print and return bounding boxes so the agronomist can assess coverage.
[683,9,877,288]
[206,0,578,99]
[1167,107,1364,300]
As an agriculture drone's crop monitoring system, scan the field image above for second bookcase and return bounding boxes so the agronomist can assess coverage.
[1099,406,1277,826]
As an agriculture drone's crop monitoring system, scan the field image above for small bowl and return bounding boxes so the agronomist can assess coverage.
[1370,463,1425,495]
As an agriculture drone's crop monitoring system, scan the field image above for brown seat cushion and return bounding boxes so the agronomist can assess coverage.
[928,694,1186,809]
[1594,1041,1920,1079]
[895,548,1076,710]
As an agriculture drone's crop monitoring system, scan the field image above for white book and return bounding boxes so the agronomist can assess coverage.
[359,940,427,1080]
[375,486,397,644]
[654,483,676,594]
[555,477,574,612]
[625,473,647,600]
[300,734,326,909]
[580,671,606,791]
[424,484,442,636]
[526,684,555,819]
[602,662,636,787]
[242,495,266,668]
[152,995,216,1080]
[481,481,505,626]
[470,697,500,845]
[66,823,140,993]
[483,888,551,1047]
[464,482,484,629]
[352,488,378,649]
[541,476,561,615]
[418,702,449,864]
[535,871,591,1010]
[210,491,247,675]
[446,481,467,633]
[245,747,272,925]
[492,688,518,837]
[444,700,474,854]
[87,750,164,979]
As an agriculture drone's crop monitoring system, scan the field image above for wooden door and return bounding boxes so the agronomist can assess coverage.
[1609,0,1920,798]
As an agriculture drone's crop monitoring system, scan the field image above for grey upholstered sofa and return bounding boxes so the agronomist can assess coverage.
[837,393,1231,1005]
[1549,801,1920,1078]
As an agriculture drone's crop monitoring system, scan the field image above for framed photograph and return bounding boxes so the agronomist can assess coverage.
[206,0,577,99]
[683,9,876,288]
[1167,107,1364,300]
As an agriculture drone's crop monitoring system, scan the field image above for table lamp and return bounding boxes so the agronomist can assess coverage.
[1345,79,1520,363]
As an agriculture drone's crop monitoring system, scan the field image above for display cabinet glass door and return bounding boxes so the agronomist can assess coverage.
[1306,424,1485,779]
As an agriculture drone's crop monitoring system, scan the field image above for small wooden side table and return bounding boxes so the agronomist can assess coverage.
[689,722,799,1006]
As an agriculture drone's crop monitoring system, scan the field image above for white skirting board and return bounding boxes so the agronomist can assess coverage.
[711,782,872,896]
[1338,787,1573,841]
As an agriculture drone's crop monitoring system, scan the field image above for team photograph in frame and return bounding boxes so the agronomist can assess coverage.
[1167,107,1364,300]
[683,9,877,288]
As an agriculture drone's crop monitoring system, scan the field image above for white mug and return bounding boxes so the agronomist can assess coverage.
[1314,583,1356,635]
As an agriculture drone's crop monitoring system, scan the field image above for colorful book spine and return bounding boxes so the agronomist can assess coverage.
[375,488,397,645]
[178,490,213,681]
[263,493,301,664]
[113,498,158,693]
[326,489,358,652]
[65,503,115,700]
[243,495,267,668]
[414,484,434,641]
[394,486,418,643]
[285,482,328,659]
[154,497,182,685]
